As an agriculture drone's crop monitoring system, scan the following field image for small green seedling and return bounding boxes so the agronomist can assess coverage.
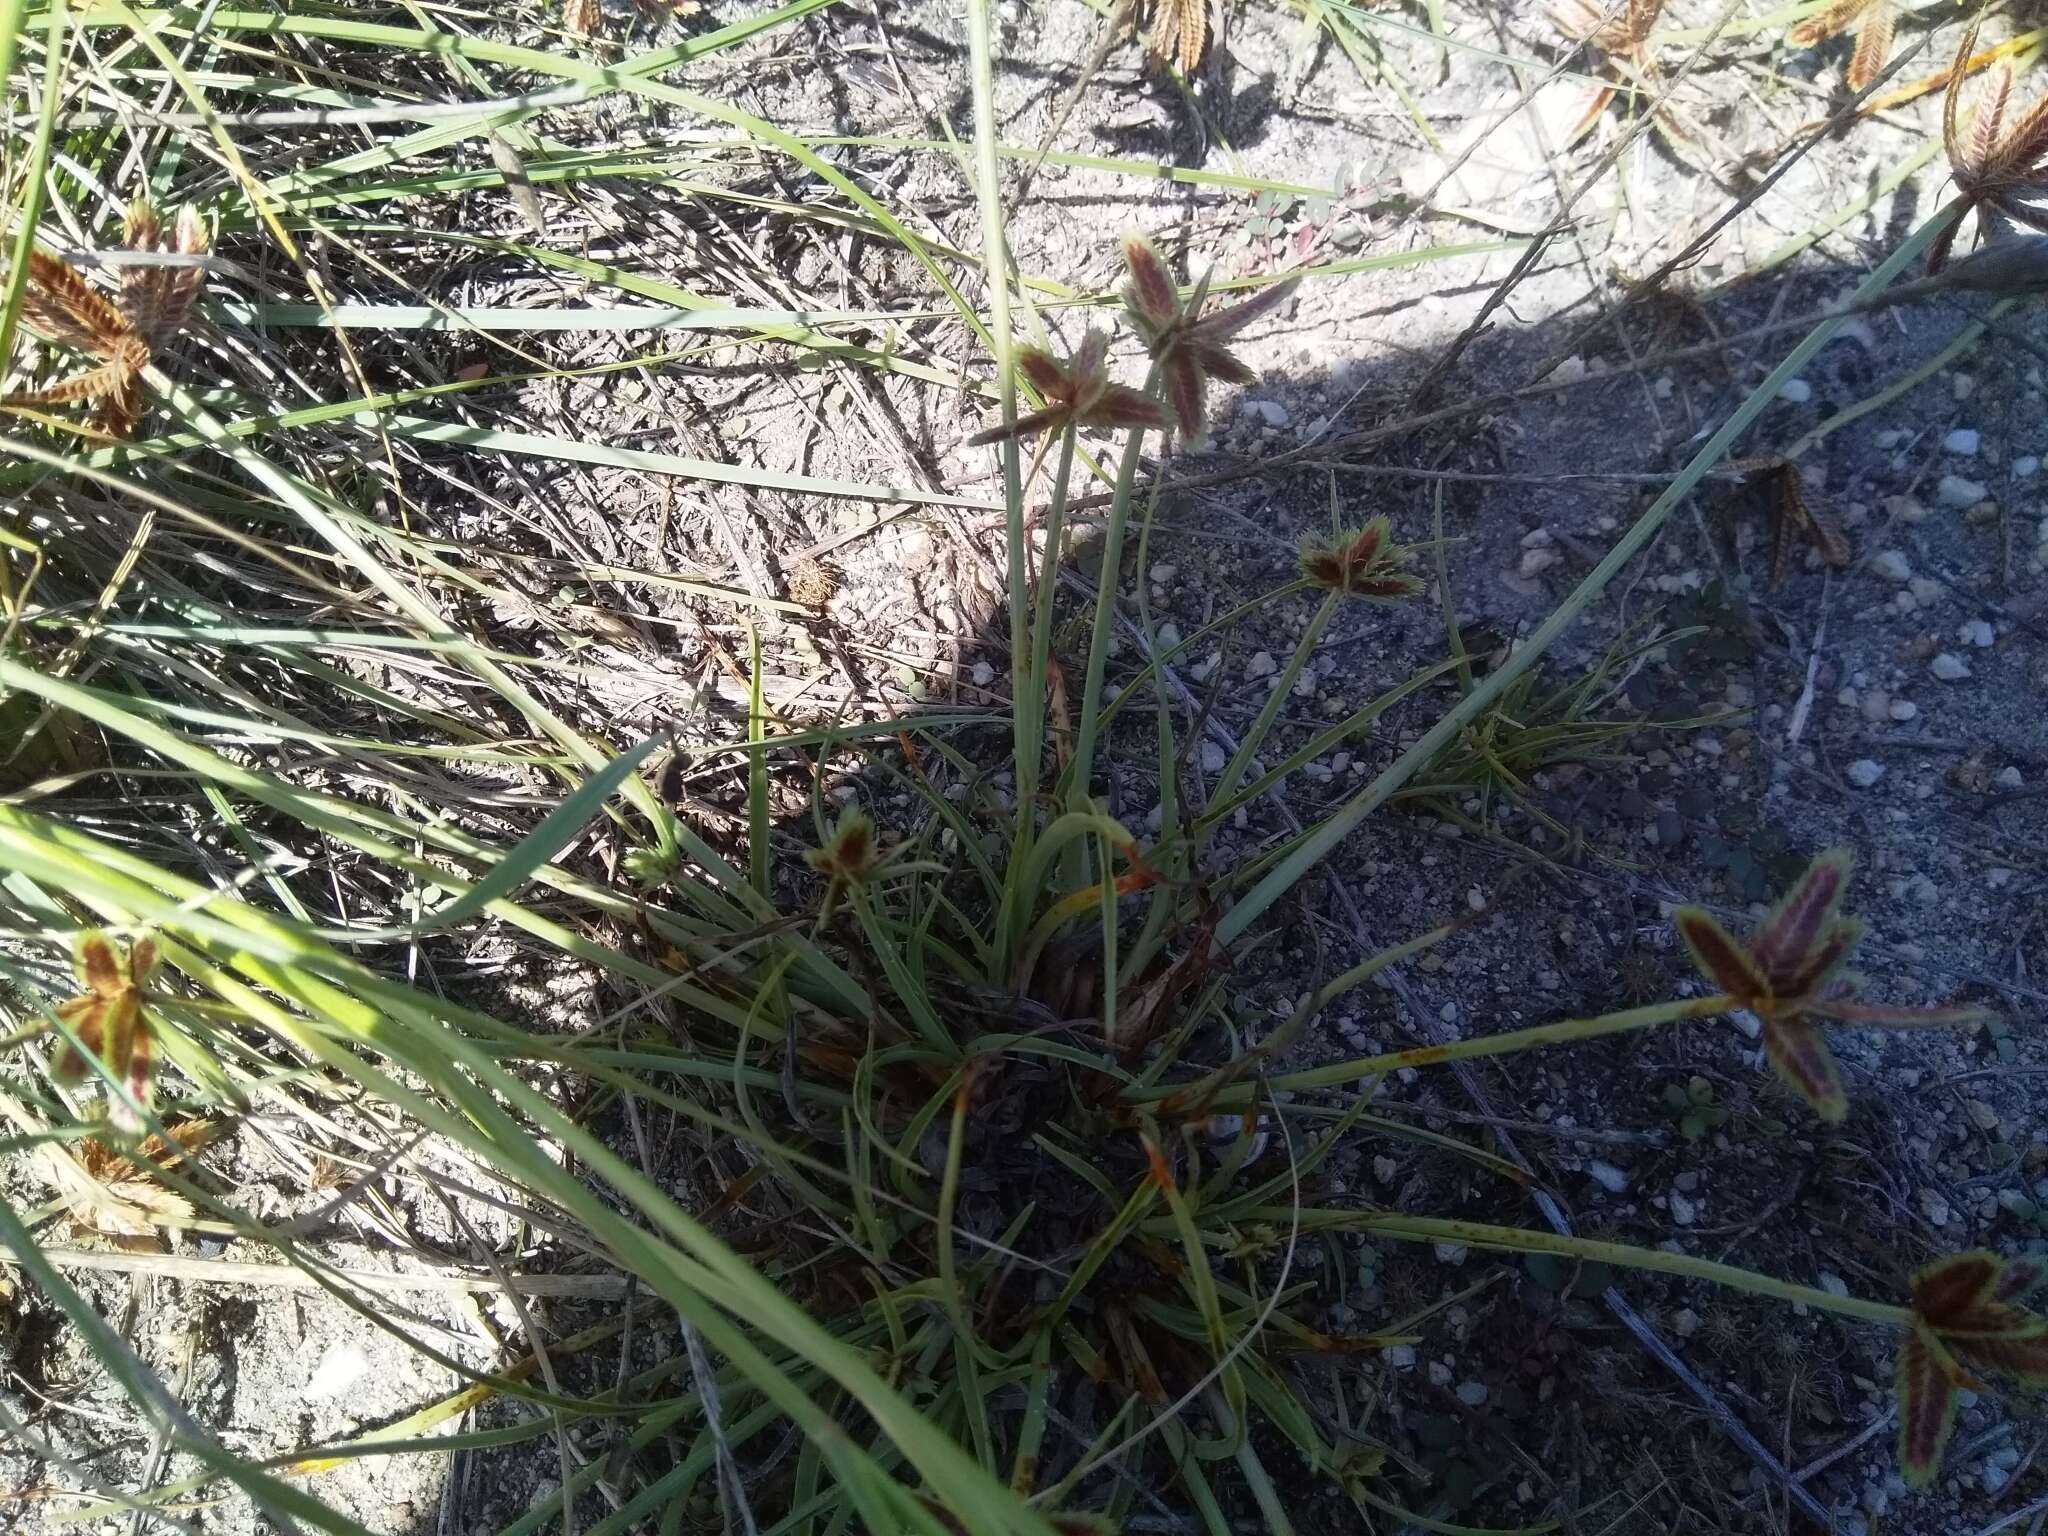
[1664,1075,1729,1142]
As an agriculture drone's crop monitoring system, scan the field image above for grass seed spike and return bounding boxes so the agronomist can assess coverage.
[1929,19,2048,272]
[1789,0,1895,92]
[2,200,208,438]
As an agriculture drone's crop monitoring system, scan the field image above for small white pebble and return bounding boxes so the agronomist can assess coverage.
[1870,550,1912,582]
[1859,690,1892,724]
[1997,765,2025,788]
[970,660,995,687]
[1937,473,1989,508]
[1246,650,1277,678]
[1819,1272,1851,1298]
[1242,399,1289,429]
[1930,653,1972,681]
[1670,1192,1698,1226]
[2014,454,2040,478]
[1588,1160,1629,1194]
[1959,618,1996,648]
[1847,759,1887,788]
[1674,1308,1701,1338]
[1200,741,1227,773]
[1890,699,1919,721]
[307,1342,371,1401]
[1945,428,1981,456]
[1779,378,1813,403]
[1456,1381,1489,1407]
[1149,562,1177,585]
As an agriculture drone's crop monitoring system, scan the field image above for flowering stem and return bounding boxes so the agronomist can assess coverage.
[1000,424,1078,972]
[1330,1215,1911,1328]
[1065,366,1159,814]
[1210,588,1341,812]
[1132,993,1737,1106]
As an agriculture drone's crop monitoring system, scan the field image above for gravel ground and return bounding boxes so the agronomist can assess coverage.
[5,0,2047,1531]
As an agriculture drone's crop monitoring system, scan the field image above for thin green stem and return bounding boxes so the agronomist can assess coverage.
[1210,589,1340,812]
[1335,1216,1911,1328]
[967,0,1030,848]
[1066,375,1159,808]
[1129,993,1735,1103]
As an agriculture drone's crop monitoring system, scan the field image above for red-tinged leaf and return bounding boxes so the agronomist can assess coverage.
[1967,65,2014,183]
[1141,1134,1175,1190]
[1913,1252,2000,1327]
[1761,1015,1848,1122]
[1016,346,1068,398]
[1120,231,1180,329]
[1943,22,1981,170]
[1351,572,1426,600]
[1782,919,1859,999]
[1165,348,1206,446]
[1809,505,1852,568]
[97,372,144,440]
[3,357,135,410]
[1924,217,1962,277]
[1188,274,1301,343]
[1988,94,2048,186]
[52,996,111,1081]
[1169,0,1206,74]
[1847,2,1893,93]
[1897,1324,1962,1488]
[1070,329,1110,390]
[130,937,158,985]
[1085,383,1168,432]
[1346,516,1388,566]
[24,251,133,354]
[969,404,1068,446]
[1189,338,1257,386]
[1673,908,1769,1003]
[1946,1325,2048,1385]
[123,1020,153,1106]
[1751,849,1852,983]
[1995,1258,2044,1305]
[77,931,123,995]
[1788,0,1870,48]
[1761,483,1794,593]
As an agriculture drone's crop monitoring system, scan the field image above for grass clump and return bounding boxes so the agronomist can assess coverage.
[0,0,2033,1531]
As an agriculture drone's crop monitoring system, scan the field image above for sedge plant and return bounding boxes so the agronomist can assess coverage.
[0,0,2030,1529]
